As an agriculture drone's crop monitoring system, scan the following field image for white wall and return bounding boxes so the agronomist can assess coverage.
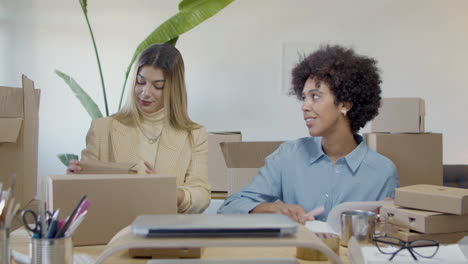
[3,0,468,197]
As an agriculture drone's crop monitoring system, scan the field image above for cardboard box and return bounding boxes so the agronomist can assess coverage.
[220,141,283,195]
[381,204,468,234]
[394,184,468,215]
[207,132,242,192]
[364,133,443,187]
[48,174,176,246]
[387,225,468,244]
[371,97,425,133]
[0,75,40,216]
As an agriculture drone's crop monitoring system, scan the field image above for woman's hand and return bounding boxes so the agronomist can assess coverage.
[144,161,155,174]
[67,159,82,174]
[177,189,185,206]
[145,161,184,206]
[251,200,314,224]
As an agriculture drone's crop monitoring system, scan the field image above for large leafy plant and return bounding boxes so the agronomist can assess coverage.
[57,0,234,166]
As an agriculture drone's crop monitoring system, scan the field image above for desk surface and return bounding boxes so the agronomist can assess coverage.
[11,228,349,264]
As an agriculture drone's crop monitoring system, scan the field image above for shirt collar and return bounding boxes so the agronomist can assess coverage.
[308,137,325,164]
[344,134,368,174]
[307,135,368,174]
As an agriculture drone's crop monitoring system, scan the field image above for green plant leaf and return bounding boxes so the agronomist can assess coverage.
[167,36,179,46]
[79,0,87,13]
[118,0,235,109]
[133,0,234,66]
[57,153,79,167]
[178,0,202,10]
[55,70,103,119]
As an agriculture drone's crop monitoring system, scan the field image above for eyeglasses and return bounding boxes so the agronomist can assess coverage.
[373,235,439,261]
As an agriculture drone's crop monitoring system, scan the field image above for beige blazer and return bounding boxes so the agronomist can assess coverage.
[80,117,211,214]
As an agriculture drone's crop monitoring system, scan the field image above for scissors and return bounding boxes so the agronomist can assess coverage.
[21,209,53,238]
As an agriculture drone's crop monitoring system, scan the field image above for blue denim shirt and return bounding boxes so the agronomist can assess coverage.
[217,135,400,221]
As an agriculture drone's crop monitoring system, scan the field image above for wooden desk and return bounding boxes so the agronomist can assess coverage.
[11,229,349,264]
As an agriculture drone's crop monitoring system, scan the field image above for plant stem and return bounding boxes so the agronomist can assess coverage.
[83,12,109,116]
[118,72,128,110]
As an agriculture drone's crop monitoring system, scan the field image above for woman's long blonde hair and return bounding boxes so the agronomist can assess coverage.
[113,43,200,134]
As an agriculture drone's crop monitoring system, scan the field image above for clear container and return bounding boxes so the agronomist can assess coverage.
[0,228,11,264]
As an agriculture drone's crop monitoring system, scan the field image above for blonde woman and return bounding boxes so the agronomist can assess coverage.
[67,43,211,214]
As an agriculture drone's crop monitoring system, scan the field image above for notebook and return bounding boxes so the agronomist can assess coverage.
[48,174,176,246]
[131,214,297,237]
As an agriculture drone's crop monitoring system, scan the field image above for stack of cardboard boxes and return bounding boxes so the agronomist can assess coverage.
[364,98,443,187]
[207,132,282,197]
[381,184,468,244]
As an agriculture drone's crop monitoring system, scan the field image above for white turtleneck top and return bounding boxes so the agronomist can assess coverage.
[135,107,165,174]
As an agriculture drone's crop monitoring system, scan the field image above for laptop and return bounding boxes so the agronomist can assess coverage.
[48,174,176,246]
[147,258,299,264]
[131,214,297,238]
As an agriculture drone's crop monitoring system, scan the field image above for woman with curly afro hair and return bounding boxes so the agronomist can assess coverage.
[219,45,399,223]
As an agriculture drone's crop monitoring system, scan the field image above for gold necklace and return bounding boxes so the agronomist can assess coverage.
[138,125,162,144]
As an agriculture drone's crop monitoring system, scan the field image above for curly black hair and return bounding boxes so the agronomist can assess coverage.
[291,45,382,134]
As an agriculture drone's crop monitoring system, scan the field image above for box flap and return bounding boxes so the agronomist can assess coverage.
[208,132,242,192]
[78,160,137,174]
[0,86,24,118]
[0,80,40,118]
[220,141,283,168]
[0,118,22,143]
[22,75,40,117]
[20,75,40,207]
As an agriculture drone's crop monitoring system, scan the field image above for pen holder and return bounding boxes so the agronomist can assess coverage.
[30,236,73,264]
[0,228,11,264]
[296,233,340,261]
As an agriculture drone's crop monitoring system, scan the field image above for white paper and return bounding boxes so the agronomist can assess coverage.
[304,221,339,236]
[359,244,468,263]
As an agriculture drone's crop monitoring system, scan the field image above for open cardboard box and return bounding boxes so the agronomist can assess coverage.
[395,184,468,215]
[371,97,425,133]
[220,141,283,195]
[0,75,40,229]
